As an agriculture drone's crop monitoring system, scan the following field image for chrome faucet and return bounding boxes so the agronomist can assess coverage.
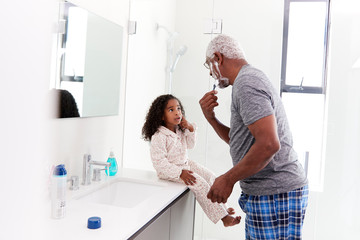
[82,154,111,185]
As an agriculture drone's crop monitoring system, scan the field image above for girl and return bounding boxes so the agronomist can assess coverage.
[142,94,241,227]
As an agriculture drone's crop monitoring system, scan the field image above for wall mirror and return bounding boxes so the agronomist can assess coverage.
[52,1,123,118]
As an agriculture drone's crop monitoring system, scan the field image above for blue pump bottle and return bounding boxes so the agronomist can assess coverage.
[105,151,118,176]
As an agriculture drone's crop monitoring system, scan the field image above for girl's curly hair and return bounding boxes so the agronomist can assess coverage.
[142,94,185,141]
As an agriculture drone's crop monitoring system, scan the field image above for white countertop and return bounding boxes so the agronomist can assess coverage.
[46,168,188,240]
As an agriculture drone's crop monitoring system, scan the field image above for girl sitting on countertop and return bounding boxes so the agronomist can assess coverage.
[142,94,241,227]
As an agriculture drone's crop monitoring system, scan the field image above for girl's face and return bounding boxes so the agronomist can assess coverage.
[162,99,182,132]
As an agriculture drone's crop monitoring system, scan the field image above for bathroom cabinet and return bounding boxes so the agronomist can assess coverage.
[132,190,195,240]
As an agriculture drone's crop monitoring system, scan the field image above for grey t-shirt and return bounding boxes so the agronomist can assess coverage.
[229,64,307,195]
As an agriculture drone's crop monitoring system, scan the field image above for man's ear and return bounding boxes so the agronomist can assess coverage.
[214,52,223,65]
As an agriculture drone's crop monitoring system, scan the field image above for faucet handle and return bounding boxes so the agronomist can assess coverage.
[68,175,80,190]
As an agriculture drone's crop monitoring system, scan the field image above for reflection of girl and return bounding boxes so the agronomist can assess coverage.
[51,89,80,118]
[142,94,240,226]
[59,89,80,118]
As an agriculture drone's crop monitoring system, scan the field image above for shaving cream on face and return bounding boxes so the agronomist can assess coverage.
[211,62,229,89]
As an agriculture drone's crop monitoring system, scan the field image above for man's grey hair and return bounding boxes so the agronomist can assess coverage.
[206,34,246,60]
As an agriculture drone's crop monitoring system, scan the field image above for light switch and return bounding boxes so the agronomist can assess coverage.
[212,19,222,34]
[203,19,222,34]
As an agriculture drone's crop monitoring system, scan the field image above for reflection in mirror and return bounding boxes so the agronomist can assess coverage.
[53,1,123,118]
[51,89,80,118]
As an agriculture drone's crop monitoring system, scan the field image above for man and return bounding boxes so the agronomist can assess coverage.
[199,34,308,239]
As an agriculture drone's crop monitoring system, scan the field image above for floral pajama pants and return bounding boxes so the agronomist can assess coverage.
[172,160,228,224]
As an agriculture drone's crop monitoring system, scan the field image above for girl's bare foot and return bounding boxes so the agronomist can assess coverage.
[221,215,241,227]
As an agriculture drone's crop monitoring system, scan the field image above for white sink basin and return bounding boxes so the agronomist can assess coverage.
[76,178,166,208]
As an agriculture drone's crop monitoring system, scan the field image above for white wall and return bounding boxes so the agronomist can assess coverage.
[123,0,177,170]
[0,0,58,239]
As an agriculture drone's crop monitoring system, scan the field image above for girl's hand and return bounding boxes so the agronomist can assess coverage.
[180,117,194,132]
[180,169,197,185]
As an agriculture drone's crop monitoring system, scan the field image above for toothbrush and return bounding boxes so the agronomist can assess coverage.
[213,83,216,91]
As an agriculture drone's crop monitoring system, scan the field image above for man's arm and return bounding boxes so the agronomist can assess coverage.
[207,114,281,203]
[199,90,230,143]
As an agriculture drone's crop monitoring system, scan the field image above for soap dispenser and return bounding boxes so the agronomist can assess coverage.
[105,151,118,176]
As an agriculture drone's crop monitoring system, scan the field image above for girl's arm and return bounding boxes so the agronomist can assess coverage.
[180,117,196,149]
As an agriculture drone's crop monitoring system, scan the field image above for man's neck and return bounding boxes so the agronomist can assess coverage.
[230,59,248,85]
